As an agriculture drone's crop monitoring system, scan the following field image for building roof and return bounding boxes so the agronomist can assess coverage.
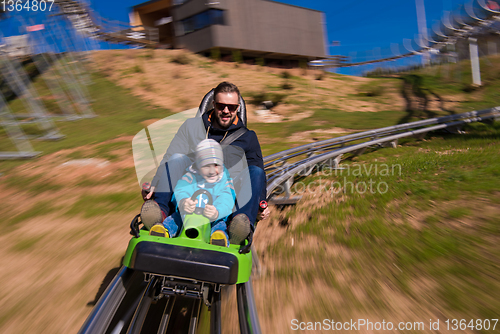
[264,0,323,14]
[132,0,169,10]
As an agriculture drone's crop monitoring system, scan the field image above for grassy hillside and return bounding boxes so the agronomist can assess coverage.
[253,122,500,332]
[0,50,498,333]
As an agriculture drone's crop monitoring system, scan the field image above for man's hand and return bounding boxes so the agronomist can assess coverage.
[257,207,270,221]
[143,185,155,200]
[203,204,219,221]
[181,198,197,214]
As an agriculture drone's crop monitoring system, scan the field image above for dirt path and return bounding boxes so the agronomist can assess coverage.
[92,49,411,117]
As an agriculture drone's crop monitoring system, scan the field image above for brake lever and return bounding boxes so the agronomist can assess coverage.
[130,214,141,238]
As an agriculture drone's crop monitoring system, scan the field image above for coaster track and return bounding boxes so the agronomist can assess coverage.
[79,267,261,334]
[265,107,500,204]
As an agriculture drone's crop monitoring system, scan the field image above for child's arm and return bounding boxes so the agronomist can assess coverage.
[202,204,219,221]
[180,198,197,214]
[212,174,236,219]
[174,172,197,213]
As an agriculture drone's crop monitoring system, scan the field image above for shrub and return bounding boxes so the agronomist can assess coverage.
[462,83,480,93]
[247,91,287,106]
[211,48,221,61]
[132,65,144,73]
[171,53,191,65]
[172,69,182,79]
[281,81,293,90]
[281,71,292,79]
[232,50,243,64]
[122,65,144,75]
[358,84,384,97]
[141,50,154,59]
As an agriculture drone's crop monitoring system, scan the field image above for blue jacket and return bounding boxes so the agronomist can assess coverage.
[172,165,236,221]
[202,110,264,171]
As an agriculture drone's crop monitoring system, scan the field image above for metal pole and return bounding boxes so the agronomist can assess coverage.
[415,0,429,66]
[469,37,482,86]
[156,296,175,334]
[51,16,92,99]
[44,14,95,117]
[36,25,90,118]
[236,280,262,334]
[22,18,78,119]
[0,37,64,140]
[0,85,41,159]
[210,291,221,334]
[126,277,155,334]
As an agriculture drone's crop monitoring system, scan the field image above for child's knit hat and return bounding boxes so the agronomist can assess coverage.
[196,139,224,168]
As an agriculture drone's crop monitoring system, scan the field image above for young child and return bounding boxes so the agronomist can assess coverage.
[141,139,235,247]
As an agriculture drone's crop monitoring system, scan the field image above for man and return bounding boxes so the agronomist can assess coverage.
[141,82,270,253]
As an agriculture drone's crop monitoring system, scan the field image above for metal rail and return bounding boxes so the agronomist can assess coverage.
[79,272,261,334]
[237,281,261,334]
[78,267,139,334]
[265,106,500,202]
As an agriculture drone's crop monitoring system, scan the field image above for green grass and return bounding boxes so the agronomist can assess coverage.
[357,80,386,97]
[11,236,42,252]
[268,121,500,319]
[447,207,472,219]
[245,91,288,106]
[281,108,406,135]
[0,174,64,195]
[95,141,131,162]
[75,167,136,187]
[0,71,172,173]
[0,66,170,230]
[9,200,56,226]
[122,65,144,75]
[254,107,409,148]
[66,192,141,218]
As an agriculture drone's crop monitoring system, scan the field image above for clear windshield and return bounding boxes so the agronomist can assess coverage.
[132,107,250,221]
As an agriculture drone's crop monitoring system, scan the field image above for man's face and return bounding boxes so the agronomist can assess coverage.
[212,92,239,129]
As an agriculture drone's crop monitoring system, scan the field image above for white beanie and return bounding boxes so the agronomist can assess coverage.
[196,139,224,168]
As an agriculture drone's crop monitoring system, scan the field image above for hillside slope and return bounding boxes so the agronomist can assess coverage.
[0,50,498,333]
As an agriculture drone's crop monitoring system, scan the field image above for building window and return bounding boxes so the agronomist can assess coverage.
[180,9,225,35]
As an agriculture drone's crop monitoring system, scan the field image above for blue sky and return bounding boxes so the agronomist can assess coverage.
[278,0,458,54]
[1,0,463,75]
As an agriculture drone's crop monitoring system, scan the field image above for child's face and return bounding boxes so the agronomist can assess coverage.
[199,163,223,183]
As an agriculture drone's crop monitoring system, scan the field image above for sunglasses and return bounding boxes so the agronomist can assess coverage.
[215,102,239,112]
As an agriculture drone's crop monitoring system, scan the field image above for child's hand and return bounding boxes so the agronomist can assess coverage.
[203,204,218,221]
[182,198,197,214]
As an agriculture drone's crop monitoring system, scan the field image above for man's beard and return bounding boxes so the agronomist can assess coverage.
[215,113,235,129]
